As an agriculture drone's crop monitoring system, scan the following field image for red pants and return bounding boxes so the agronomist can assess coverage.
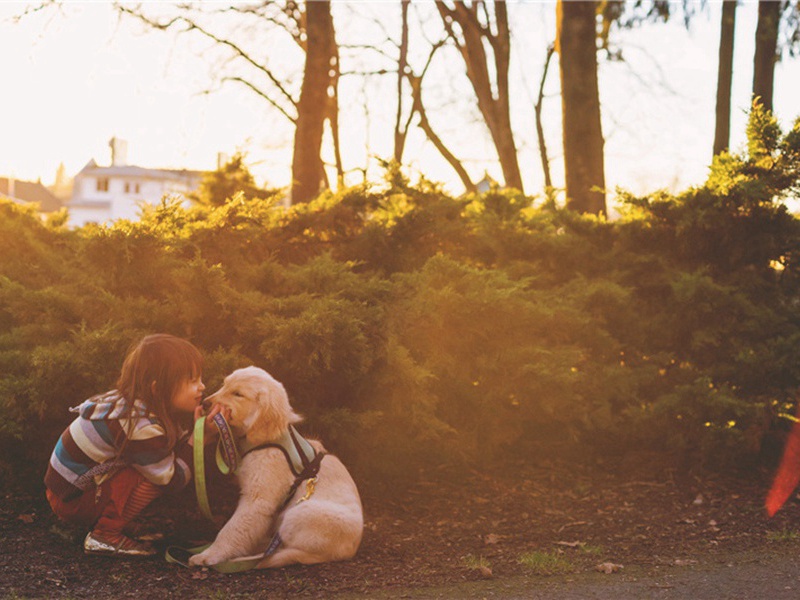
[46,467,160,533]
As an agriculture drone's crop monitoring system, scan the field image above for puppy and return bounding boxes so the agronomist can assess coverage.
[189,366,364,568]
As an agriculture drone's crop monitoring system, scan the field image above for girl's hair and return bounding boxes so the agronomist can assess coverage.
[117,333,204,448]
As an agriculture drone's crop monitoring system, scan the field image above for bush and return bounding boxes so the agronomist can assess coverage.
[3,108,800,488]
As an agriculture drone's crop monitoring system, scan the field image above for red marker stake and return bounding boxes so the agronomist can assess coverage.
[766,406,800,517]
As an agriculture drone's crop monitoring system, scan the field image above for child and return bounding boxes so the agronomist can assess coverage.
[44,333,227,557]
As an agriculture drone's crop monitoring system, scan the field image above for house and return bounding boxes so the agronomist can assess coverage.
[67,137,206,227]
[476,173,499,193]
[0,176,63,213]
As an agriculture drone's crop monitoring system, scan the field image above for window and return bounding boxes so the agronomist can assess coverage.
[96,178,109,192]
[124,182,140,194]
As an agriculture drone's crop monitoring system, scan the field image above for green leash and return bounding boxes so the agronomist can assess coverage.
[193,413,240,522]
[166,412,284,573]
[164,543,266,573]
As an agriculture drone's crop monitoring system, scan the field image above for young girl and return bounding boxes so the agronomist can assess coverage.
[44,333,227,557]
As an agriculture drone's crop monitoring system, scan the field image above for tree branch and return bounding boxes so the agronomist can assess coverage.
[117,4,298,113]
[222,77,297,124]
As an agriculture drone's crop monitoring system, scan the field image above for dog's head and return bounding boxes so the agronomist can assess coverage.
[206,366,301,444]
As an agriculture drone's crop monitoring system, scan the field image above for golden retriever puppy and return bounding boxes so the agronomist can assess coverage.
[189,366,363,569]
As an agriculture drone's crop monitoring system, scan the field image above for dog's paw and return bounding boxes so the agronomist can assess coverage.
[189,550,215,567]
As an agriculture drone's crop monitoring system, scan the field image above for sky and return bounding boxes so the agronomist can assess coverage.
[1,1,800,201]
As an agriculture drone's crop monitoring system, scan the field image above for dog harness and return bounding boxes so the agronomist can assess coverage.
[168,417,326,573]
[242,425,326,511]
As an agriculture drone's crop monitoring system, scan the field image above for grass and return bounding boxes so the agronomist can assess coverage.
[462,554,492,572]
[517,550,574,575]
[578,543,604,555]
[767,528,800,542]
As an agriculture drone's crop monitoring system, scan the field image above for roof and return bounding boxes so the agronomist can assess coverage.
[76,162,206,181]
[0,177,63,212]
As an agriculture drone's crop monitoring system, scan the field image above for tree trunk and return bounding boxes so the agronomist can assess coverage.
[328,28,344,187]
[713,0,737,157]
[535,44,555,190]
[291,0,335,204]
[753,0,781,113]
[394,0,411,163]
[557,0,606,216]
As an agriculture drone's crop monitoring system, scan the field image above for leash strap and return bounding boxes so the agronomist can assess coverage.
[193,412,240,522]
[213,411,240,475]
[165,544,264,573]
[193,416,213,521]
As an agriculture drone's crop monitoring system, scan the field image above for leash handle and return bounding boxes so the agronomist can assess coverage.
[212,411,240,475]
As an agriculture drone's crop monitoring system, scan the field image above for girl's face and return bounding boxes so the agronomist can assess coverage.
[170,375,205,414]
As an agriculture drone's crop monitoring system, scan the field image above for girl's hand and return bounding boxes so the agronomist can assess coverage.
[193,404,232,444]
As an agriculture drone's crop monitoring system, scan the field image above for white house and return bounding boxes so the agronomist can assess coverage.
[67,137,206,227]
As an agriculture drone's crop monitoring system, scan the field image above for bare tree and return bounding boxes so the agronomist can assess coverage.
[557,0,606,216]
[393,0,412,163]
[292,0,337,203]
[435,1,523,192]
[753,0,782,113]
[358,1,474,191]
[117,1,339,204]
[534,44,556,192]
[714,0,737,157]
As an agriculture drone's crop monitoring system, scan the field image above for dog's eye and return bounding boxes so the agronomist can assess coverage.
[232,390,243,398]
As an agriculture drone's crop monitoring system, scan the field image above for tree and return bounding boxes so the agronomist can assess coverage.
[49,162,73,200]
[192,154,275,206]
[368,1,475,192]
[435,1,523,192]
[117,1,340,205]
[557,0,606,216]
[753,0,782,113]
[393,0,412,164]
[534,44,556,193]
[752,1,800,115]
[714,0,737,157]
[292,0,338,203]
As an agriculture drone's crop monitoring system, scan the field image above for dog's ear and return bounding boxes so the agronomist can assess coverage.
[245,378,301,443]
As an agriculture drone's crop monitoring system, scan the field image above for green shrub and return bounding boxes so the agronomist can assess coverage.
[3,108,800,487]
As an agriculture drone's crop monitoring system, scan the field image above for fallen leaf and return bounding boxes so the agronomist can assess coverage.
[484,533,501,545]
[693,494,704,506]
[478,565,493,578]
[17,514,35,524]
[191,570,209,580]
[555,540,585,548]
[674,559,698,566]
[595,562,623,574]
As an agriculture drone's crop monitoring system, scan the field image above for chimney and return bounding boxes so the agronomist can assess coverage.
[109,137,128,166]
[8,176,14,198]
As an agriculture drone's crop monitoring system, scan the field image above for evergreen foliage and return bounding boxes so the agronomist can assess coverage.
[2,109,800,485]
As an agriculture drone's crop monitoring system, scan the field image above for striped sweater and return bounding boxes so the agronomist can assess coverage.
[44,390,193,502]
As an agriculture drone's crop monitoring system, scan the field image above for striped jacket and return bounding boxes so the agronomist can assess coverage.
[44,390,193,502]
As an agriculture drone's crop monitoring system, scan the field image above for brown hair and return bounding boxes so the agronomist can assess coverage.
[117,333,204,448]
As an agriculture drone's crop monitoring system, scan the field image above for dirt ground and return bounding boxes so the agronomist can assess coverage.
[3,456,800,599]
